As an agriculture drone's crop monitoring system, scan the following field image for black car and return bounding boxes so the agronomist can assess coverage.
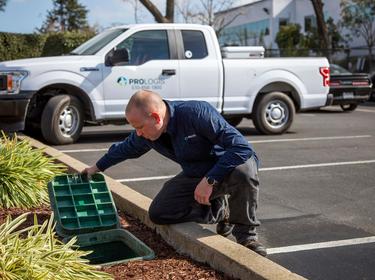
[329,64,372,111]
[370,72,375,101]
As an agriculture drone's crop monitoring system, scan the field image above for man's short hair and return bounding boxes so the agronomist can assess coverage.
[126,90,163,116]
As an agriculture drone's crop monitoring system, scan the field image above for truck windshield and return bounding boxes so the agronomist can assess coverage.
[70,28,128,55]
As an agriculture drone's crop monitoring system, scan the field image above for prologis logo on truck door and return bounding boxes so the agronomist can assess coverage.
[117,76,166,90]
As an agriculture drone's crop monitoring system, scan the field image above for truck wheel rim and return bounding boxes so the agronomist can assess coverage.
[58,105,80,137]
[265,100,289,128]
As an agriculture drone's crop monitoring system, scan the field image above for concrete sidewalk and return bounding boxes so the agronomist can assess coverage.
[22,135,305,280]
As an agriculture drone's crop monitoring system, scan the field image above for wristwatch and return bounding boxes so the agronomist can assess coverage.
[205,176,218,187]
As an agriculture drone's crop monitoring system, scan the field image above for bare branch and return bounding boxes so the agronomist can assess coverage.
[139,0,170,23]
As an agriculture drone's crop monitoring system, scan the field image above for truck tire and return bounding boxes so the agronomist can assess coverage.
[41,95,83,145]
[340,104,358,112]
[253,92,295,134]
[224,116,243,127]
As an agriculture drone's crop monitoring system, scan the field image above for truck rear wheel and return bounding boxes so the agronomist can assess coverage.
[41,95,83,145]
[253,92,295,134]
[340,104,358,112]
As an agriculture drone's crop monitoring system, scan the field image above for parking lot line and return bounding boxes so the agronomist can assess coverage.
[117,175,175,182]
[250,135,371,144]
[267,236,375,255]
[260,159,375,171]
[117,159,375,182]
[60,148,109,153]
[356,109,375,113]
[58,135,372,153]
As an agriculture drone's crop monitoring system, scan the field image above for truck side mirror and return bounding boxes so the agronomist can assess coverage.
[106,48,129,66]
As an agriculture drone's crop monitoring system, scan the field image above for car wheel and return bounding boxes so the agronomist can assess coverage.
[224,116,243,127]
[253,92,295,134]
[340,104,358,112]
[41,95,83,145]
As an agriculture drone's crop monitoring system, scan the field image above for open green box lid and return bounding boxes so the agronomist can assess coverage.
[48,173,155,266]
[48,173,120,237]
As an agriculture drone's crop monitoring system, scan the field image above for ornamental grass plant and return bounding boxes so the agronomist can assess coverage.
[0,213,113,280]
[0,132,66,208]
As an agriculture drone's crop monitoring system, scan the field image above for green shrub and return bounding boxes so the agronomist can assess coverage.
[41,31,95,56]
[0,213,113,280]
[0,32,46,61]
[0,31,95,61]
[0,132,66,208]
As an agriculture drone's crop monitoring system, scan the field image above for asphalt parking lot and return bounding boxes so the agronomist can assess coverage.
[52,102,375,280]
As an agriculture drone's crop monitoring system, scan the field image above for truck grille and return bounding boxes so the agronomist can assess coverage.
[0,75,6,90]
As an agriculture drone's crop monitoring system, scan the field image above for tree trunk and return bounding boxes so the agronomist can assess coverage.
[166,0,174,22]
[139,0,173,23]
[311,0,330,61]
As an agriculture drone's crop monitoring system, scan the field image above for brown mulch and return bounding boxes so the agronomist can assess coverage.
[0,207,234,280]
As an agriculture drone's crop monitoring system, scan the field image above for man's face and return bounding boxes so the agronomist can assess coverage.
[126,108,163,141]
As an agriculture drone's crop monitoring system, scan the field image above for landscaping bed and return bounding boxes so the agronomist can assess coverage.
[0,206,233,280]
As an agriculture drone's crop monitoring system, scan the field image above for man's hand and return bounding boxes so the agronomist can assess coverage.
[81,165,100,179]
[194,178,213,205]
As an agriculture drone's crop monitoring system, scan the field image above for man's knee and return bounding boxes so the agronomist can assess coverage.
[148,201,167,225]
[233,158,259,183]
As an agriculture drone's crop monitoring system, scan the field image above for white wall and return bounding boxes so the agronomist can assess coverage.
[217,0,367,50]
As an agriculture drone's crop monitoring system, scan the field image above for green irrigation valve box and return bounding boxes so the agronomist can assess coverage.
[48,173,155,265]
[48,173,119,237]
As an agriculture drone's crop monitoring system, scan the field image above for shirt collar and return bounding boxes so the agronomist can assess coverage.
[164,100,176,135]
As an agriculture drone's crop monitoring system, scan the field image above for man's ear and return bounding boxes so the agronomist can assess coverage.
[150,112,161,124]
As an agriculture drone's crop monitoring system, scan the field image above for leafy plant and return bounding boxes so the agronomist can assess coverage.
[0,213,113,280]
[0,132,66,208]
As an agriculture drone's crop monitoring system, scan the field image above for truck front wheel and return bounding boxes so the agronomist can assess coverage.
[224,116,243,127]
[41,95,83,145]
[253,92,295,134]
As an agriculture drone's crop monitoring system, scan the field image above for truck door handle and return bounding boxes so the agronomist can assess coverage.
[162,69,176,76]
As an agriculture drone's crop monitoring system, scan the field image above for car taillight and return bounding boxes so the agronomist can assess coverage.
[352,81,369,86]
[7,74,13,91]
[329,81,340,86]
[320,67,330,87]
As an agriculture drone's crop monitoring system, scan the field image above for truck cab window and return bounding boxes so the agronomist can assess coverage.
[181,30,208,59]
[115,30,170,66]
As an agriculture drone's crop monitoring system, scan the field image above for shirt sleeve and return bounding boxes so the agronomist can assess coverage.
[193,103,255,183]
[96,132,151,171]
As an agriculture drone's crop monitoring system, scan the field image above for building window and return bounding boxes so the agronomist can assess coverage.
[219,19,270,46]
[279,18,289,27]
[304,15,317,32]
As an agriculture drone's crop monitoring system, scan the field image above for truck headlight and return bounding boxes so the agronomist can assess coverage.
[0,71,28,95]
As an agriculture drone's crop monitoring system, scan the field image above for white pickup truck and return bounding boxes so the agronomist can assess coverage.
[0,23,331,144]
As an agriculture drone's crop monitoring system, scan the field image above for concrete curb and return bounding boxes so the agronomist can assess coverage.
[21,135,306,280]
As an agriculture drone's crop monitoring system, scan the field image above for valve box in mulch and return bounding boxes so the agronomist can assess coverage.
[48,173,154,266]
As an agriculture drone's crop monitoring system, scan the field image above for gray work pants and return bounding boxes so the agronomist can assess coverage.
[148,156,260,243]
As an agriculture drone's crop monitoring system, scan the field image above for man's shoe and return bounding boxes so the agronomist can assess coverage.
[241,240,267,257]
[215,195,234,237]
[216,220,234,237]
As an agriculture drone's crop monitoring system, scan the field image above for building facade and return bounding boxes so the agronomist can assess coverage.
[215,0,362,50]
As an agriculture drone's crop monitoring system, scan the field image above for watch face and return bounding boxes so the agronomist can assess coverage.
[206,177,216,186]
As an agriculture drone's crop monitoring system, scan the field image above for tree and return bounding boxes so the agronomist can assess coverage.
[133,0,175,23]
[39,0,89,33]
[275,24,308,56]
[310,0,330,60]
[0,0,7,12]
[304,17,345,54]
[340,0,375,72]
[123,0,239,34]
[177,0,240,35]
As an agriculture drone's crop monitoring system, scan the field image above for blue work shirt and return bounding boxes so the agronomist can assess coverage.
[96,100,258,183]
